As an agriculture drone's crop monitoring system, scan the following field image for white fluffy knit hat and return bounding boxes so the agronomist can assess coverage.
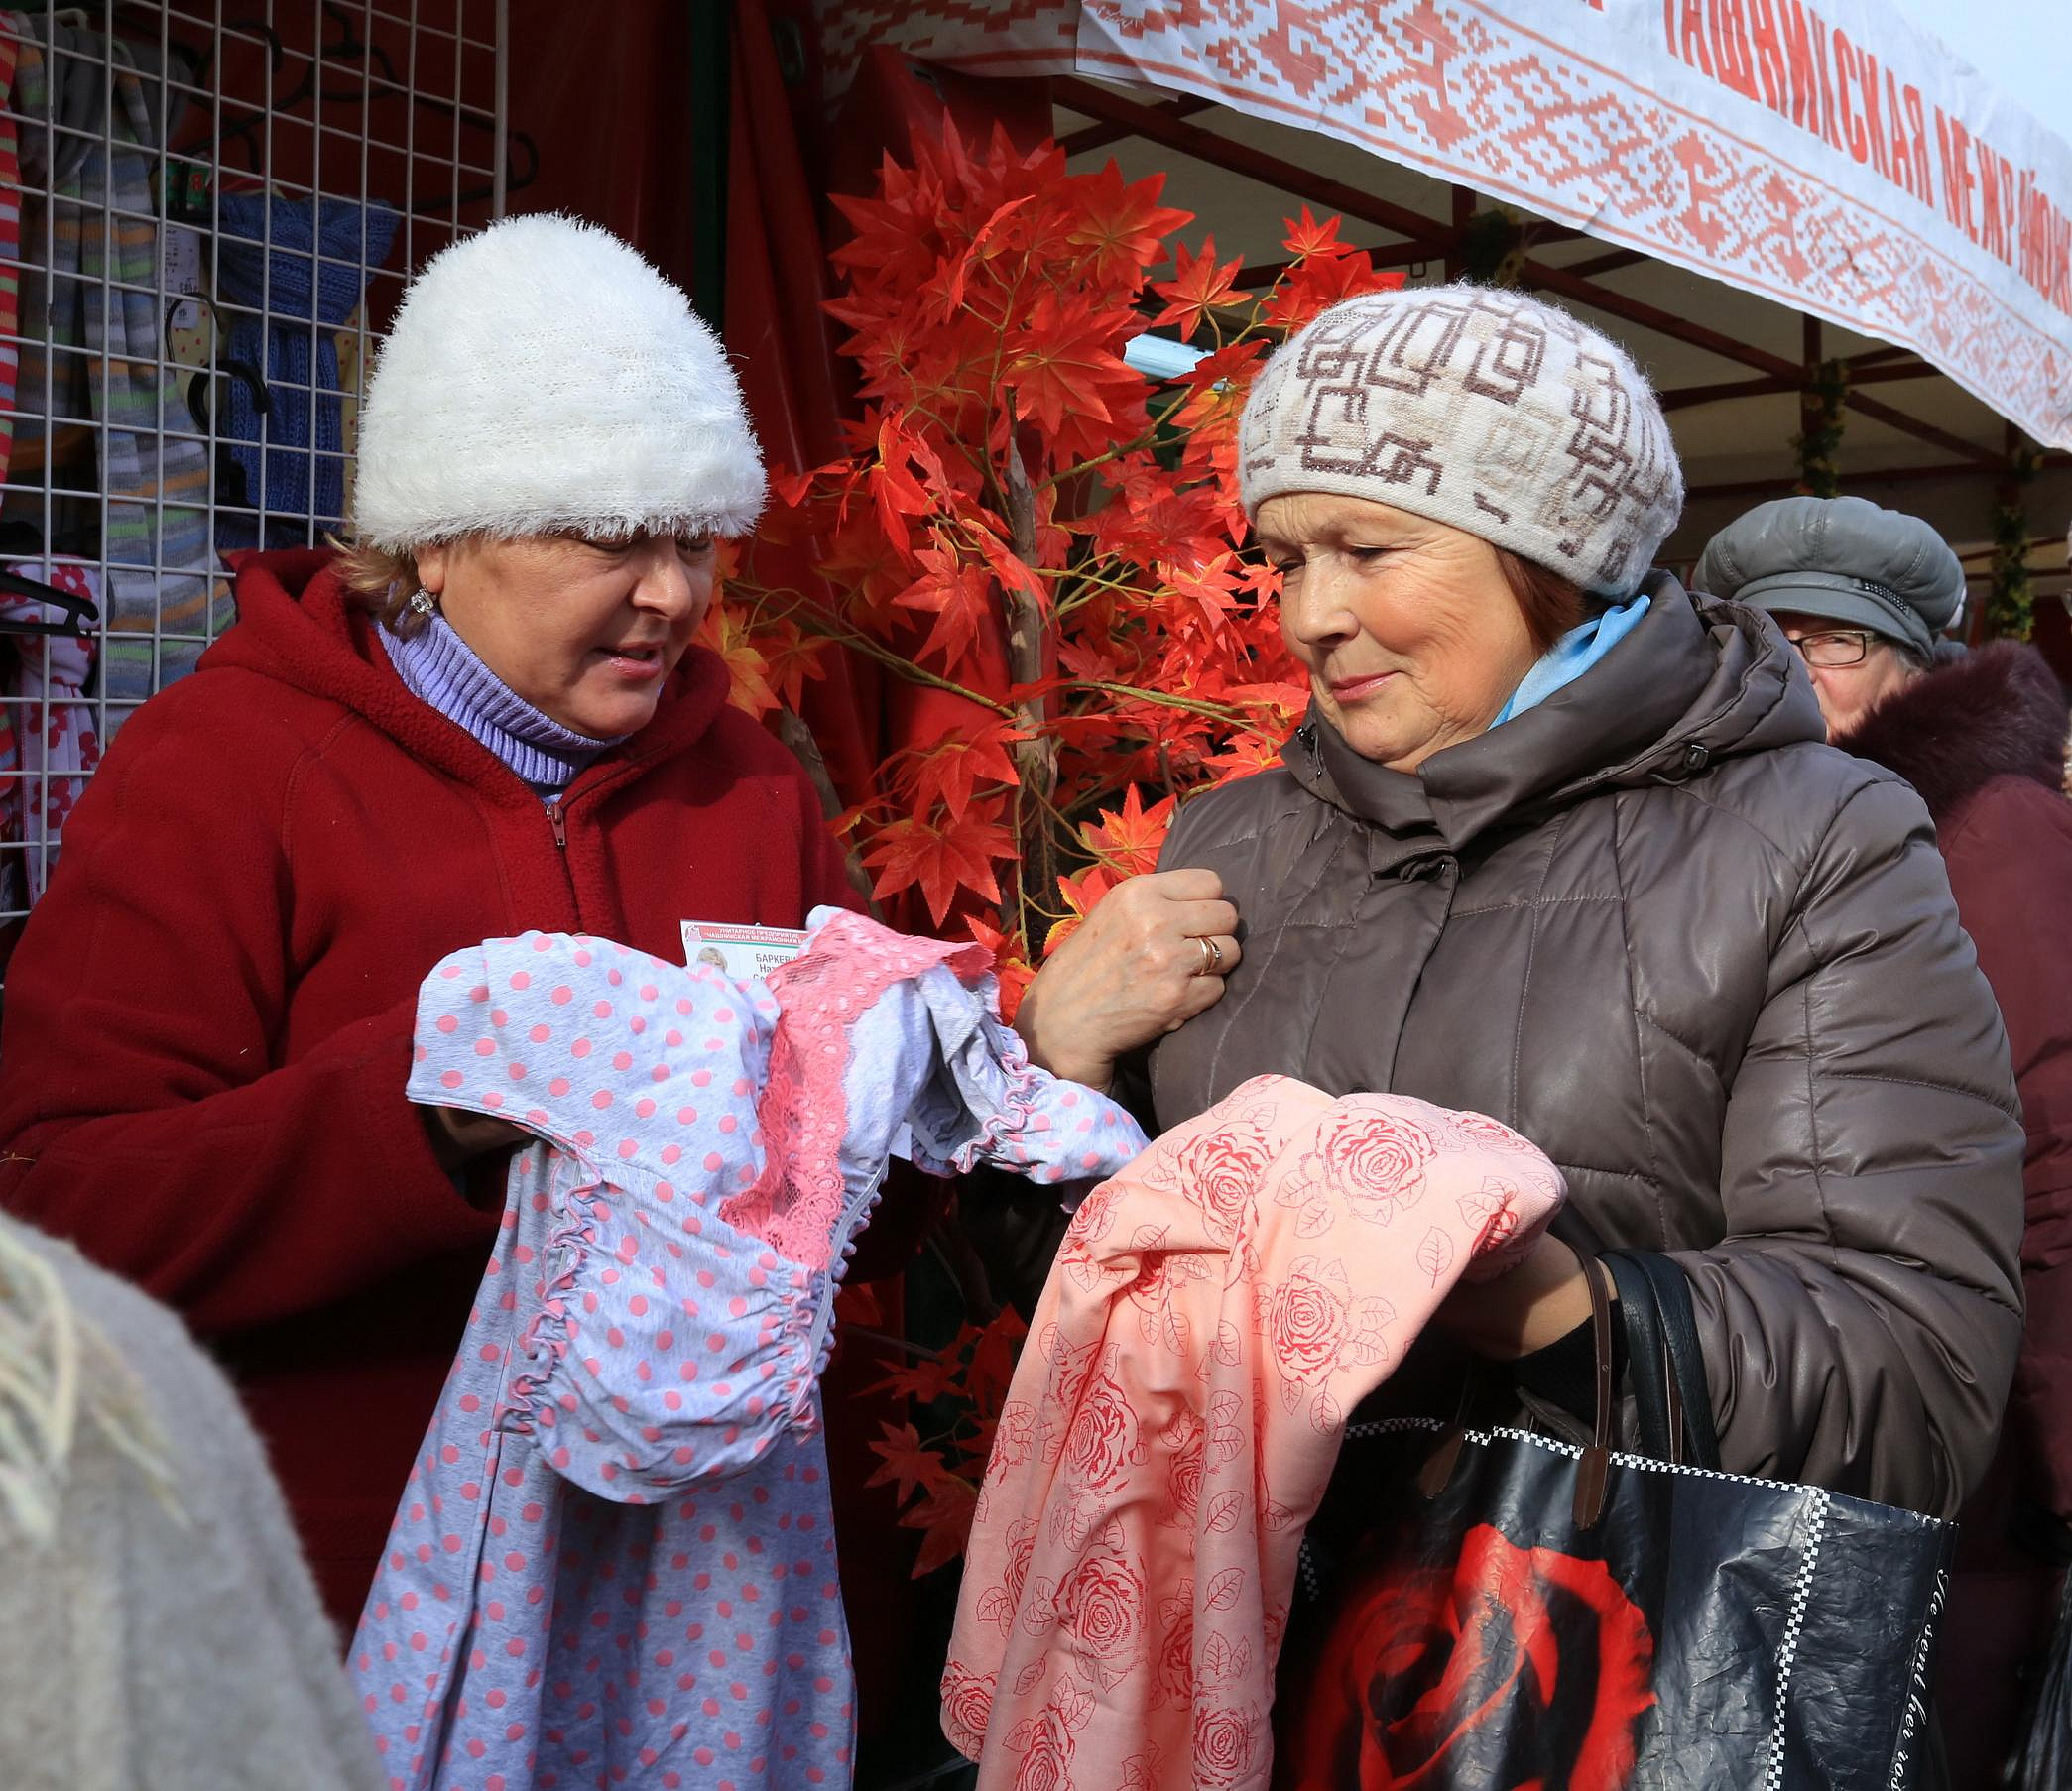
[1239,283,1682,598]
[350,214,766,551]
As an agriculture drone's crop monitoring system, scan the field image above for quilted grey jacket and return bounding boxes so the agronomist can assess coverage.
[1150,575,2023,1518]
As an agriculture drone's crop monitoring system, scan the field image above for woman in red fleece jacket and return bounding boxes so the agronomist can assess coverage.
[0,215,1229,1638]
[0,217,870,1624]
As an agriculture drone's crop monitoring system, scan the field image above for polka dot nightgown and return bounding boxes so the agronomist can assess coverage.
[351,908,1149,1791]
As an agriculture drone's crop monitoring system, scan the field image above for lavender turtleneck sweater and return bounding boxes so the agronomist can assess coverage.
[379,616,629,800]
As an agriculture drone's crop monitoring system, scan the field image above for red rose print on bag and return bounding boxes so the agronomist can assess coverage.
[1456,1176,1548,1281]
[1063,1356,1145,1492]
[1065,1176,1125,1247]
[1034,1327,1101,1468]
[992,1400,1038,1473]
[1050,1352,1151,1547]
[1117,1219,1217,1351]
[1284,1523,1655,1791]
[976,1516,1040,1634]
[1160,1408,1207,1530]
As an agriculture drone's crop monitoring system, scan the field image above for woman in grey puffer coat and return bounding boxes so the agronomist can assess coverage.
[1022,283,2023,1523]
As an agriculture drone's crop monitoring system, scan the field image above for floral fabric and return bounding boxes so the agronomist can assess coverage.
[352,909,1147,1791]
[943,1075,1564,1791]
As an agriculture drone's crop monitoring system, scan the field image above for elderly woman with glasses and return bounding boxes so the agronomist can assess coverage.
[1698,494,2072,1786]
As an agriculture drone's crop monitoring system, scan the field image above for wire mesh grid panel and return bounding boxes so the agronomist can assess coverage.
[0,0,509,930]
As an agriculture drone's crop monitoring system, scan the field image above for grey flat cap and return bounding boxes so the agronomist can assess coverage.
[1692,495,1965,659]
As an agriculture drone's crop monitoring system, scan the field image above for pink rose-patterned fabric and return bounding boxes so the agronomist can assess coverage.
[352,909,1147,1791]
[942,1075,1565,1791]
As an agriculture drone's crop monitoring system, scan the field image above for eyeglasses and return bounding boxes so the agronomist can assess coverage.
[1782,629,1881,668]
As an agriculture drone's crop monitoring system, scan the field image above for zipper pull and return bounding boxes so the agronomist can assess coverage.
[547,798,567,849]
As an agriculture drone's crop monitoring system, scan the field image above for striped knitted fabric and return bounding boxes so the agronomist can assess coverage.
[378,614,627,798]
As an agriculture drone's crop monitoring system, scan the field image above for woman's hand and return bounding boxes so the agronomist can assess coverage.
[1430,1234,1596,1361]
[1014,868,1241,1092]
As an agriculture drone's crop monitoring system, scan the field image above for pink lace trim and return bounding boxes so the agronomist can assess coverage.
[720,912,993,1271]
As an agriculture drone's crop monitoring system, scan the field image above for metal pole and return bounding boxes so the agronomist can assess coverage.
[494,0,510,218]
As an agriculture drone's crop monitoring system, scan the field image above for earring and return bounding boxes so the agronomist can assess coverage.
[407,588,438,618]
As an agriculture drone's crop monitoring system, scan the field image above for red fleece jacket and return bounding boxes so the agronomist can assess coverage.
[0,549,860,1625]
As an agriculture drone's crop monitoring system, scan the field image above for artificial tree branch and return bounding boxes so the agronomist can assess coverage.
[1001,407,1062,934]
[739,584,1018,717]
[772,708,880,913]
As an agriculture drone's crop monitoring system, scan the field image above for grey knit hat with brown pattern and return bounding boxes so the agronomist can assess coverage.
[1238,283,1684,599]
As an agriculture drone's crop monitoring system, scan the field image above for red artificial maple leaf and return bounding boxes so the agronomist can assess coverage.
[834,1280,888,1333]
[1078,784,1177,878]
[1065,161,1193,288]
[1266,257,1406,332]
[893,542,998,670]
[1151,235,1244,342]
[757,620,829,714]
[1205,732,1289,783]
[923,192,1036,321]
[696,602,780,721]
[901,1477,980,1578]
[862,802,1015,926]
[1003,292,1145,450]
[968,515,1046,610]
[869,1351,965,1403]
[866,1420,960,1506]
[1044,863,1117,956]
[964,1307,1030,1409]
[1159,549,1247,640]
[870,417,935,554]
[899,715,1024,816]
[1281,205,1345,260]
[963,913,1036,1022]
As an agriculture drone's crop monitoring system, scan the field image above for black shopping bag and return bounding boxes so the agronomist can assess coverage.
[2005,1560,2072,1791]
[1274,1252,1956,1791]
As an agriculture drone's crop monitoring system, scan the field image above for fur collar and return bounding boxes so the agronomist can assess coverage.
[1837,641,2066,825]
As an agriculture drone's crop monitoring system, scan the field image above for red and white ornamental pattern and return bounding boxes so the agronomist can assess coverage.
[815,0,2072,447]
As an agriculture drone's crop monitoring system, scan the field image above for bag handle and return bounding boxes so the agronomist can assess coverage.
[1605,1252,1675,1463]
[1602,1250,1721,1473]
[1419,1259,1622,1517]
[1572,1256,1619,1529]
[1421,1254,1713,1529]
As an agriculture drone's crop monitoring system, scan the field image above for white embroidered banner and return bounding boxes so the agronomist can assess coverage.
[817,0,2072,448]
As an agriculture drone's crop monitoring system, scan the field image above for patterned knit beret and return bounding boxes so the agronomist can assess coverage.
[1238,283,1684,599]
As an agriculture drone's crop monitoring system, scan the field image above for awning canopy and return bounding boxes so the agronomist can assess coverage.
[821,0,2072,452]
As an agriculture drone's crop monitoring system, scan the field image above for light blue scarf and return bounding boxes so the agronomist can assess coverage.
[1491,595,1651,727]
